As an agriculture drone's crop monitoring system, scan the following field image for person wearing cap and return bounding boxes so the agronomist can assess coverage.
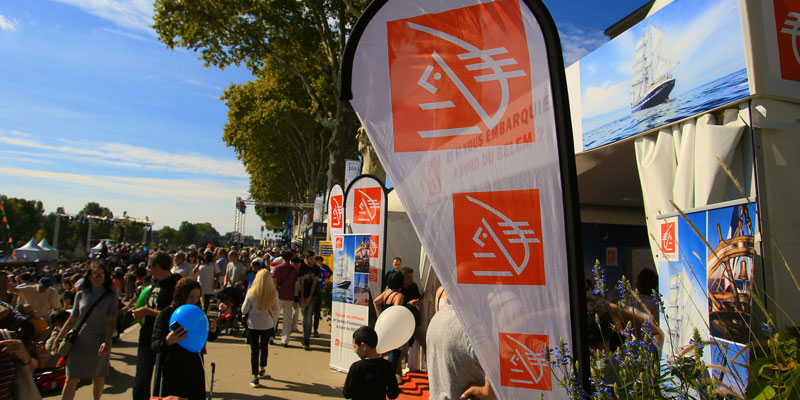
[7,277,61,320]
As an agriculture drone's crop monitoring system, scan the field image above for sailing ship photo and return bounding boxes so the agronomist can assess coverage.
[630,26,676,112]
[577,0,750,151]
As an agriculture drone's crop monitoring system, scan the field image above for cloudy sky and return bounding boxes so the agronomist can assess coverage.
[0,0,646,237]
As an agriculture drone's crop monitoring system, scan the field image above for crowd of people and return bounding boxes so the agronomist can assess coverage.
[0,243,333,400]
[0,241,666,400]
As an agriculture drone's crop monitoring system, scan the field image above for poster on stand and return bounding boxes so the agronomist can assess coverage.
[340,0,585,397]
[329,234,371,372]
[344,175,387,298]
[657,201,757,395]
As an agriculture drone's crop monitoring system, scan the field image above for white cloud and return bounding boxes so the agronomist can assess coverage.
[0,130,248,179]
[558,24,609,66]
[0,167,251,234]
[101,26,150,41]
[0,14,19,32]
[581,81,628,118]
[51,0,154,33]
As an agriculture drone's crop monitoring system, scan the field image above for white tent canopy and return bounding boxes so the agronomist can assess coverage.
[14,238,43,261]
[37,238,58,261]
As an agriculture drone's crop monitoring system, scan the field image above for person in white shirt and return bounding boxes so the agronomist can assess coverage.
[8,277,61,320]
[241,269,280,387]
[170,252,193,278]
[194,250,219,312]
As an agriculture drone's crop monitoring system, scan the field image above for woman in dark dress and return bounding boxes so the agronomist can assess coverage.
[151,278,218,400]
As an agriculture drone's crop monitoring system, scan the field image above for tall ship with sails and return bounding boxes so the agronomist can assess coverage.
[631,25,677,111]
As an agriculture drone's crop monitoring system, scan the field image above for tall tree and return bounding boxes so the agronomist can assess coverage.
[153,0,364,197]
[222,66,335,225]
[0,195,46,248]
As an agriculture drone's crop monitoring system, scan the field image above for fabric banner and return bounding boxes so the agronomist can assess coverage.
[340,0,585,398]
[344,160,362,190]
[327,184,345,240]
[344,175,387,298]
[329,234,372,372]
[656,201,757,395]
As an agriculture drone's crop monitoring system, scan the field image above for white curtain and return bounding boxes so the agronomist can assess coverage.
[635,105,749,263]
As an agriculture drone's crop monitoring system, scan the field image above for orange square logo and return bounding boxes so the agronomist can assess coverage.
[335,237,343,250]
[353,188,382,225]
[661,222,675,253]
[330,194,344,229]
[499,333,551,390]
[369,268,378,282]
[453,189,545,285]
[370,235,379,258]
[387,0,535,152]
[774,0,800,81]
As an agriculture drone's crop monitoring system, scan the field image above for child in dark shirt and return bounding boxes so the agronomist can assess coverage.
[343,326,400,400]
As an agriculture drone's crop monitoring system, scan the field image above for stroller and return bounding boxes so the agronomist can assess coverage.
[215,286,245,335]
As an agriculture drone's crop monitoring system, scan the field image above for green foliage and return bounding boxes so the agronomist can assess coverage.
[747,328,800,399]
[153,0,364,208]
[1,195,46,248]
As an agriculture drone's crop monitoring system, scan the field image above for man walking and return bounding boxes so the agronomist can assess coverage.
[299,257,321,350]
[132,252,181,400]
[272,252,298,347]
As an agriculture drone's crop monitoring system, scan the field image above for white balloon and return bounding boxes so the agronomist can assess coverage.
[374,306,415,354]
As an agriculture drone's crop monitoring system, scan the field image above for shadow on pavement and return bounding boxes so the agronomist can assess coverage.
[211,392,284,400]
[264,377,342,398]
[104,365,136,395]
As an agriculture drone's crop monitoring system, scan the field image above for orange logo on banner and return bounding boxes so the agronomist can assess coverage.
[387,0,535,152]
[369,268,378,282]
[499,332,551,390]
[335,237,343,250]
[353,188,382,224]
[453,189,545,285]
[330,194,344,229]
[774,0,800,81]
[661,222,675,253]
[370,235,379,258]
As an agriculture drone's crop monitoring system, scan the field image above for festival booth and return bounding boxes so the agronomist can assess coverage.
[37,238,58,262]
[328,0,799,397]
[14,238,44,261]
[563,0,800,393]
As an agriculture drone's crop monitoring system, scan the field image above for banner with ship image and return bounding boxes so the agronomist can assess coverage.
[656,201,758,395]
[330,234,372,372]
[573,0,751,152]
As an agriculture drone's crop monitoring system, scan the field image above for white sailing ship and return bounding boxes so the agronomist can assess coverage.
[631,25,677,111]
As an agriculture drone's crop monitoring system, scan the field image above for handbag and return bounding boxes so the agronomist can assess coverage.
[56,290,111,358]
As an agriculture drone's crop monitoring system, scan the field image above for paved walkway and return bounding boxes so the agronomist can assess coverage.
[44,318,346,399]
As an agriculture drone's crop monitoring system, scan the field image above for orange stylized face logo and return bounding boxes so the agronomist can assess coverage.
[353,188,382,224]
[388,0,535,152]
[499,332,551,390]
[454,189,545,285]
[330,195,344,229]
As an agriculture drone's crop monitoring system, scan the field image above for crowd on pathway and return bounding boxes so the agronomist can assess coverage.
[0,243,334,400]
[0,240,665,400]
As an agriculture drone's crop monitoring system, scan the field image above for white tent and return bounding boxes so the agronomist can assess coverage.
[37,238,58,261]
[14,238,43,261]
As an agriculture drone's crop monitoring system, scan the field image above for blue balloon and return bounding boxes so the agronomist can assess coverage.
[168,304,208,353]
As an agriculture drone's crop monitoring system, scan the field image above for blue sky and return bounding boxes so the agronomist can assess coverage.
[0,0,646,237]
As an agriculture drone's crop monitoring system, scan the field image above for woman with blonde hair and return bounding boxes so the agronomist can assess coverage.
[241,269,280,387]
